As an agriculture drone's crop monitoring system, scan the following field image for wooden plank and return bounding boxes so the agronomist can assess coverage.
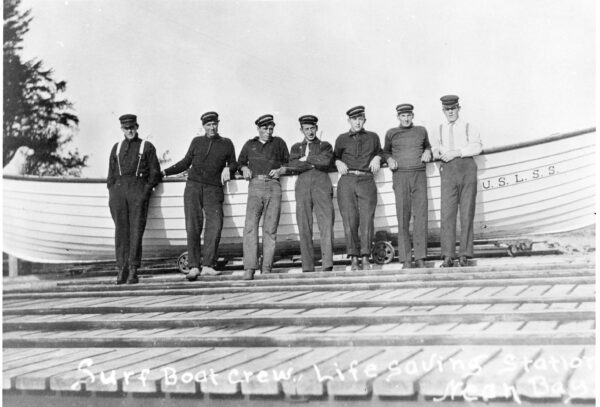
[50,348,173,391]
[325,325,367,334]
[548,302,579,310]
[288,347,382,396]
[464,286,505,298]
[5,274,594,301]
[2,348,56,363]
[516,285,552,297]
[520,321,559,331]
[431,305,463,313]
[556,320,595,332]
[569,284,595,297]
[457,303,492,312]
[577,302,595,311]
[245,348,347,396]
[567,347,595,400]
[373,347,460,397]
[448,322,491,333]
[542,284,575,297]
[415,287,459,300]
[355,324,400,334]
[122,347,227,393]
[515,346,584,399]
[492,285,527,297]
[435,286,481,300]
[516,303,549,311]
[3,349,63,370]
[464,346,541,401]
[326,347,421,396]
[201,348,310,395]
[484,321,525,333]
[85,348,200,392]
[419,347,501,398]
[485,303,519,312]
[7,348,115,390]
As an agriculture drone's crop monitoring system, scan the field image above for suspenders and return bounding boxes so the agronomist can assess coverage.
[438,122,470,147]
[115,139,146,177]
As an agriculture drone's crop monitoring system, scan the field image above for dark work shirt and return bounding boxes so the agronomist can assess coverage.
[382,125,432,171]
[334,129,383,172]
[164,134,237,186]
[288,139,334,173]
[107,135,161,190]
[238,136,289,176]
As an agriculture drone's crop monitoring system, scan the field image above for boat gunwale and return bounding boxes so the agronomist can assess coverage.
[3,127,595,184]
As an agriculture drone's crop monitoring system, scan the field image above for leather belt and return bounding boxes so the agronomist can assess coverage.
[347,170,372,176]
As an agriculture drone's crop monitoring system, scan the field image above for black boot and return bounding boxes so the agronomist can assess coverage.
[116,266,128,285]
[126,266,139,284]
[350,256,360,271]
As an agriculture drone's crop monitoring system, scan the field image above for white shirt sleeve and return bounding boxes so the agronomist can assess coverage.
[459,122,482,157]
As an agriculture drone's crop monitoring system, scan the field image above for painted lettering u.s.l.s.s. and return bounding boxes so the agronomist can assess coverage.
[481,165,556,190]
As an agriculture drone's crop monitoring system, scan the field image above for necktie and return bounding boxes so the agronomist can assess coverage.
[304,143,310,158]
[449,123,455,151]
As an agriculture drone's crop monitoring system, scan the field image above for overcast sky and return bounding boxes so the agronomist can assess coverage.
[19,0,596,177]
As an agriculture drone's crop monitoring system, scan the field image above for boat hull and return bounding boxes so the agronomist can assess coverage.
[3,129,595,263]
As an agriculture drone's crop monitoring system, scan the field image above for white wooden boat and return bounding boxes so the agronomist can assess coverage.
[3,128,595,265]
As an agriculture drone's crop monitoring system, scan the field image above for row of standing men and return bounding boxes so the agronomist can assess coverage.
[106,95,482,284]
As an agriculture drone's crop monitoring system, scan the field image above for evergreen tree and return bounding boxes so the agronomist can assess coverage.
[3,0,87,176]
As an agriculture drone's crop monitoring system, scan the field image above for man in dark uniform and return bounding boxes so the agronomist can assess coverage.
[107,114,161,284]
[162,111,237,281]
[238,114,289,280]
[431,95,482,267]
[288,115,335,273]
[334,106,383,271]
[383,104,432,269]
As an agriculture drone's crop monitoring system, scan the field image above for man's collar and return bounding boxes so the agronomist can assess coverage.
[399,124,414,129]
[350,128,366,135]
[302,138,320,145]
[124,134,140,142]
[206,133,221,140]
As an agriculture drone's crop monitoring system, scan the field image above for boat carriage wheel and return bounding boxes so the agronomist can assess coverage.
[177,252,229,273]
[177,251,190,274]
[371,241,395,264]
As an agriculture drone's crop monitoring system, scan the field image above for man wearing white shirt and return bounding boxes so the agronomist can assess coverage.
[431,95,482,267]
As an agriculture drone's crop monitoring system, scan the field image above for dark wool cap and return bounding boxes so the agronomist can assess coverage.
[201,111,219,124]
[346,105,365,118]
[255,114,275,127]
[396,104,414,114]
[119,114,137,126]
[298,115,318,125]
[440,95,460,107]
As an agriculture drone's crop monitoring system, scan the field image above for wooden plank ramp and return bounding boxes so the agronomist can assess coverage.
[2,258,595,406]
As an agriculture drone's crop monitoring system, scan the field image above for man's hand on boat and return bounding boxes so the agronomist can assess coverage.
[221,167,231,184]
[369,156,381,173]
[241,166,252,180]
[439,150,461,162]
[335,160,348,175]
[386,157,398,171]
[421,150,432,163]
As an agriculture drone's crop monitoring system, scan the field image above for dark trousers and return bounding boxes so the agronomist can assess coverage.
[108,177,150,268]
[243,179,282,272]
[295,170,335,271]
[392,170,428,261]
[184,181,224,268]
[440,157,478,258]
[336,174,377,257]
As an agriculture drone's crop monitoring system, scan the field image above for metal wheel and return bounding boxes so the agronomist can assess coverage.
[507,244,519,257]
[177,251,190,274]
[372,241,395,264]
